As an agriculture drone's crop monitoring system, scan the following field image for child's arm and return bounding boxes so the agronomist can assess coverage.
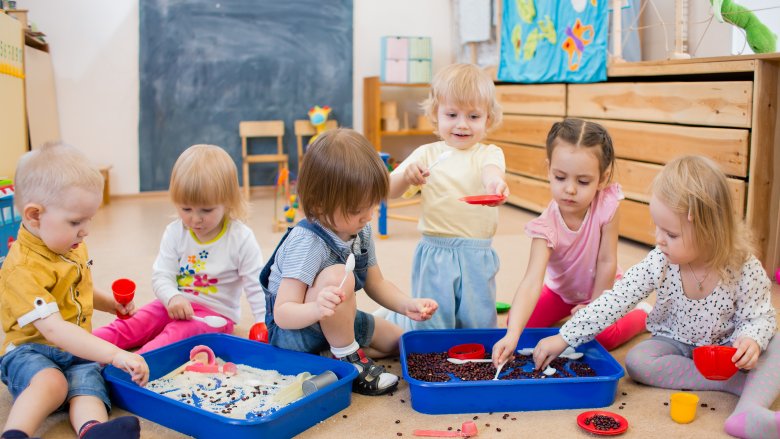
[152,225,193,319]
[732,258,777,369]
[388,163,428,199]
[588,210,620,302]
[273,278,344,329]
[481,164,509,205]
[363,265,437,321]
[533,250,664,370]
[491,238,551,366]
[33,314,149,386]
[238,234,266,323]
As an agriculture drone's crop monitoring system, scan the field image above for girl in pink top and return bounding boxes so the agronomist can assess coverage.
[492,119,650,366]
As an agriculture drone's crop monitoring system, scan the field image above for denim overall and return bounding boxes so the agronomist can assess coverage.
[260,219,372,352]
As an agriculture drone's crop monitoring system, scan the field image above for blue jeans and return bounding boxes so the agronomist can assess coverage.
[0,343,111,411]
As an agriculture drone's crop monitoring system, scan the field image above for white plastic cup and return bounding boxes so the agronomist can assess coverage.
[302,370,338,396]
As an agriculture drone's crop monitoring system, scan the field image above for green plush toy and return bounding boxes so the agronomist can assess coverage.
[711,0,777,54]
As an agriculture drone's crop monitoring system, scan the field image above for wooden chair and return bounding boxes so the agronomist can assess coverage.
[240,120,289,231]
[240,120,288,198]
[294,119,338,171]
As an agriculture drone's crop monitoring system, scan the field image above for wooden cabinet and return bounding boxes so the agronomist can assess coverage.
[363,76,435,151]
[488,54,780,270]
[0,12,27,179]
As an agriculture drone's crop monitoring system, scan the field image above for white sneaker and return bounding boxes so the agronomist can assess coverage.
[634,301,653,314]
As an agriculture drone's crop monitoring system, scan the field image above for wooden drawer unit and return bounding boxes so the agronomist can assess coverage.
[490,55,780,270]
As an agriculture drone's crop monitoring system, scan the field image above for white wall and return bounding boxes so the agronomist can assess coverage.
[352,0,453,133]
[17,0,139,195]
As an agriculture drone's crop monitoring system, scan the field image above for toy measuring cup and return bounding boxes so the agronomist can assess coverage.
[111,278,135,320]
[693,345,739,380]
[670,392,699,424]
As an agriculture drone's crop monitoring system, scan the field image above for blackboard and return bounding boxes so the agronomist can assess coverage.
[139,0,354,191]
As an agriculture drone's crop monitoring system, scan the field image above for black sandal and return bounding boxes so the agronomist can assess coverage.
[341,349,398,396]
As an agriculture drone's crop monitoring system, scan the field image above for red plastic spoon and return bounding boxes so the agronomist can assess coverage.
[413,421,478,437]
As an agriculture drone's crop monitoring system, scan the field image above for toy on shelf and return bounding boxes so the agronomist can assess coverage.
[307,105,332,145]
[273,167,298,232]
[710,0,777,54]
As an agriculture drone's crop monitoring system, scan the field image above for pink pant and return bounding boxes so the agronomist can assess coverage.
[93,300,234,354]
[525,285,647,351]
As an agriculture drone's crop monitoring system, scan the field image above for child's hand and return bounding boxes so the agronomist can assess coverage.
[166,295,194,320]
[484,177,509,206]
[491,334,519,368]
[316,286,345,318]
[732,337,760,370]
[113,350,149,386]
[115,299,136,318]
[404,162,429,186]
[570,304,586,316]
[404,298,438,321]
[532,334,569,371]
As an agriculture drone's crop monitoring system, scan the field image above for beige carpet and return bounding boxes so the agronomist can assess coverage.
[2,188,778,438]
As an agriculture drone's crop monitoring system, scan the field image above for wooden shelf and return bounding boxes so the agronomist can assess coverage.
[363,76,435,151]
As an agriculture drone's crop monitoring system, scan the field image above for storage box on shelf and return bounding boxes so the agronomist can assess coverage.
[381,36,432,84]
[488,55,780,270]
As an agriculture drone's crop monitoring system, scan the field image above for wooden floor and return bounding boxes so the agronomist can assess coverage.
[2,189,777,438]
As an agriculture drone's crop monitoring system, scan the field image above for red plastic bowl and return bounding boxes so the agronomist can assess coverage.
[693,345,738,380]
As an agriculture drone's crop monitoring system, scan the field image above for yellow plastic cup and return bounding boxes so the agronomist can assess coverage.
[670,392,699,424]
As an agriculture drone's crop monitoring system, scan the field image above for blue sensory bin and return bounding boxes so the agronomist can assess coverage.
[400,328,625,414]
[103,333,358,438]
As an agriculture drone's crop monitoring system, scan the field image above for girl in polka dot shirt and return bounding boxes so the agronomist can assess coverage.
[534,155,778,439]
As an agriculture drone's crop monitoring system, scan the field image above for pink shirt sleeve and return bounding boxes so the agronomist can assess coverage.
[524,201,558,249]
[596,183,624,225]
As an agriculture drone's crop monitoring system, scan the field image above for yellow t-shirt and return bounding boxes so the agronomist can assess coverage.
[0,226,94,355]
[392,141,506,238]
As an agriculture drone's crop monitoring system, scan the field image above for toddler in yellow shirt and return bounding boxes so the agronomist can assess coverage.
[0,143,148,439]
[383,63,509,330]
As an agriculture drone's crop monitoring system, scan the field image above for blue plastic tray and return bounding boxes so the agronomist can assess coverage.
[400,328,625,414]
[103,333,358,438]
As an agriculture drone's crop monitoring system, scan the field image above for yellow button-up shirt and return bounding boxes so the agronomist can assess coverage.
[0,226,94,355]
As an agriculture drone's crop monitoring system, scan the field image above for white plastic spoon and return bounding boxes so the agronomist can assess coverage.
[542,366,556,376]
[337,253,355,289]
[493,361,506,380]
[446,358,493,364]
[516,347,583,360]
[402,150,454,198]
[191,315,228,328]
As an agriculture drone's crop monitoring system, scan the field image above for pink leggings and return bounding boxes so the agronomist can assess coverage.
[93,300,234,354]
[525,285,647,351]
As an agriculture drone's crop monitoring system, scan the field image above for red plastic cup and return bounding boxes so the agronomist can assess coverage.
[249,322,268,343]
[693,345,739,380]
[111,278,136,320]
[447,343,486,360]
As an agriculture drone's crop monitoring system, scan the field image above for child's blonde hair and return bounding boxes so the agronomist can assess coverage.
[545,118,615,183]
[169,144,248,222]
[652,155,753,276]
[421,63,502,132]
[13,142,103,212]
[297,129,388,229]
